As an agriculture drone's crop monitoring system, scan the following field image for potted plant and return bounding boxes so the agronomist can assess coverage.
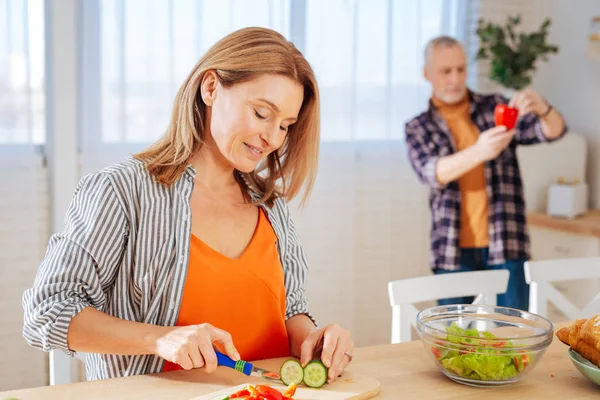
[476,15,559,95]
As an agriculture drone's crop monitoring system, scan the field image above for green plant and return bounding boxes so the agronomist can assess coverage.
[476,15,559,90]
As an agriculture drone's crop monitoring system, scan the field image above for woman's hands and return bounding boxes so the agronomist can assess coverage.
[300,324,355,384]
[154,323,240,372]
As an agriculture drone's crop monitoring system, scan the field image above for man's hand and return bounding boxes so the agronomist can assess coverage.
[509,88,566,140]
[509,89,550,117]
[473,126,515,162]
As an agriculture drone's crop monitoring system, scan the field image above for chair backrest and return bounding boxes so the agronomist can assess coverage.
[525,257,600,320]
[387,270,510,343]
[50,350,85,385]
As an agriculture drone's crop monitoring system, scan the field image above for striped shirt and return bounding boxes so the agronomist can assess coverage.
[22,158,312,380]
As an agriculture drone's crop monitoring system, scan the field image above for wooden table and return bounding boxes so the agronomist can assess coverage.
[528,210,600,238]
[1,326,597,399]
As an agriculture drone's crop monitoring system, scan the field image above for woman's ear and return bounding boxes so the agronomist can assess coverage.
[200,70,219,106]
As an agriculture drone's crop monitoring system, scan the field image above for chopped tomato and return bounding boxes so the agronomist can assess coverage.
[513,352,530,372]
[513,357,522,372]
[517,350,530,367]
[431,347,442,359]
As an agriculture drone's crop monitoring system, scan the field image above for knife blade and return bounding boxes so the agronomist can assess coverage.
[216,351,281,381]
[249,365,281,381]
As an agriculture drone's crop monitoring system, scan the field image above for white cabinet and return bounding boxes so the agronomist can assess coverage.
[529,226,599,259]
[528,226,600,321]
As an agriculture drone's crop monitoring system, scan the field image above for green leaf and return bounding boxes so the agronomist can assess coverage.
[541,18,551,30]
[476,48,488,60]
[476,15,558,89]
[507,23,516,43]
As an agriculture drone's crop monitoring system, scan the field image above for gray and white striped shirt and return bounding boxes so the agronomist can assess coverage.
[22,158,312,380]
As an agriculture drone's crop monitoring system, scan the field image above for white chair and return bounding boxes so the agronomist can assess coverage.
[525,257,600,320]
[387,270,510,343]
[50,350,86,385]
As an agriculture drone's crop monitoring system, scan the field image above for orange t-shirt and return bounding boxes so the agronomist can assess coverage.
[433,96,489,248]
[163,208,290,372]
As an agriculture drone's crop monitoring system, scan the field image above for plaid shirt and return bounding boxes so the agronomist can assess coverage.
[405,91,567,271]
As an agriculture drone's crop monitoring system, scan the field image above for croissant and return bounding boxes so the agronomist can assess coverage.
[556,314,600,367]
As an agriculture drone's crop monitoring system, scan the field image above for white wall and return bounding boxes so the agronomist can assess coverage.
[0,149,49,390]
[529,0,600,208]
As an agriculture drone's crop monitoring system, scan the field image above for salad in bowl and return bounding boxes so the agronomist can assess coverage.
[417,305,553,387]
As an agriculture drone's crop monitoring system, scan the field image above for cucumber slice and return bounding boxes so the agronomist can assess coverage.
[280,359,304,385]
[302,359,328,388]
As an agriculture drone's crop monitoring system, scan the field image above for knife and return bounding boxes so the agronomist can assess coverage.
[216,351,281,381]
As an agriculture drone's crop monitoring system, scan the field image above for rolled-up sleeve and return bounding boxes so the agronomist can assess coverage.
[405,119,445,190]
[22,173,128,355]
[514,112,568,145]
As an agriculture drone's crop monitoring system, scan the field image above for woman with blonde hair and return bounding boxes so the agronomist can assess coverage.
[23,27,353,383]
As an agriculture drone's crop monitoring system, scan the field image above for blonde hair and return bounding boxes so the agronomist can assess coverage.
[135,27,320,207]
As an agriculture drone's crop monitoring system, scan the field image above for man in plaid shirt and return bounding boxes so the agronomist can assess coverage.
[406,36,567,310]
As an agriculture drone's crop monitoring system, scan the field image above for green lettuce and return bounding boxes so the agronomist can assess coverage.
[433,322,530,381]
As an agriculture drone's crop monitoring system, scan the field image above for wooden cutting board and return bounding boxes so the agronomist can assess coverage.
[191,372,381,400]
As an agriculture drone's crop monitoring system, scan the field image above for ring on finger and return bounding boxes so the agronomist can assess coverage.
[344,351,353,362]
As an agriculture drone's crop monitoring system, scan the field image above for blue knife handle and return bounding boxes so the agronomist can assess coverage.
[216,351,253,376]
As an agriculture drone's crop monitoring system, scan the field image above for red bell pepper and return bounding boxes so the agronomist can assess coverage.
[227,383,296,400]
[229,388,251,398]
[255,385,284,400]
[494,104,519,130]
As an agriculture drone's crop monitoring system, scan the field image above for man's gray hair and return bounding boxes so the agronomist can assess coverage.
[424,36,463,65]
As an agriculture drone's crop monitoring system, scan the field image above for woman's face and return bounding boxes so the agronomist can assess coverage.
[202,72,304,173]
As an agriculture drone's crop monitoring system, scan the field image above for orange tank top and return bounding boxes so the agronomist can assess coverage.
[163,208,290,372]
[432,95,489,248]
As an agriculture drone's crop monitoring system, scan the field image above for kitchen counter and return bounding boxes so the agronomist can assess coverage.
[1,322,597,400]
[528,210,600,238]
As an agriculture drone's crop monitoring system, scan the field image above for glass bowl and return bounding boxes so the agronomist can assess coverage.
[417,304,554,387]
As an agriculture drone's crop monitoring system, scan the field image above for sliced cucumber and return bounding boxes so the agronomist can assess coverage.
[280,359,304,385]
[302,359,328,388]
